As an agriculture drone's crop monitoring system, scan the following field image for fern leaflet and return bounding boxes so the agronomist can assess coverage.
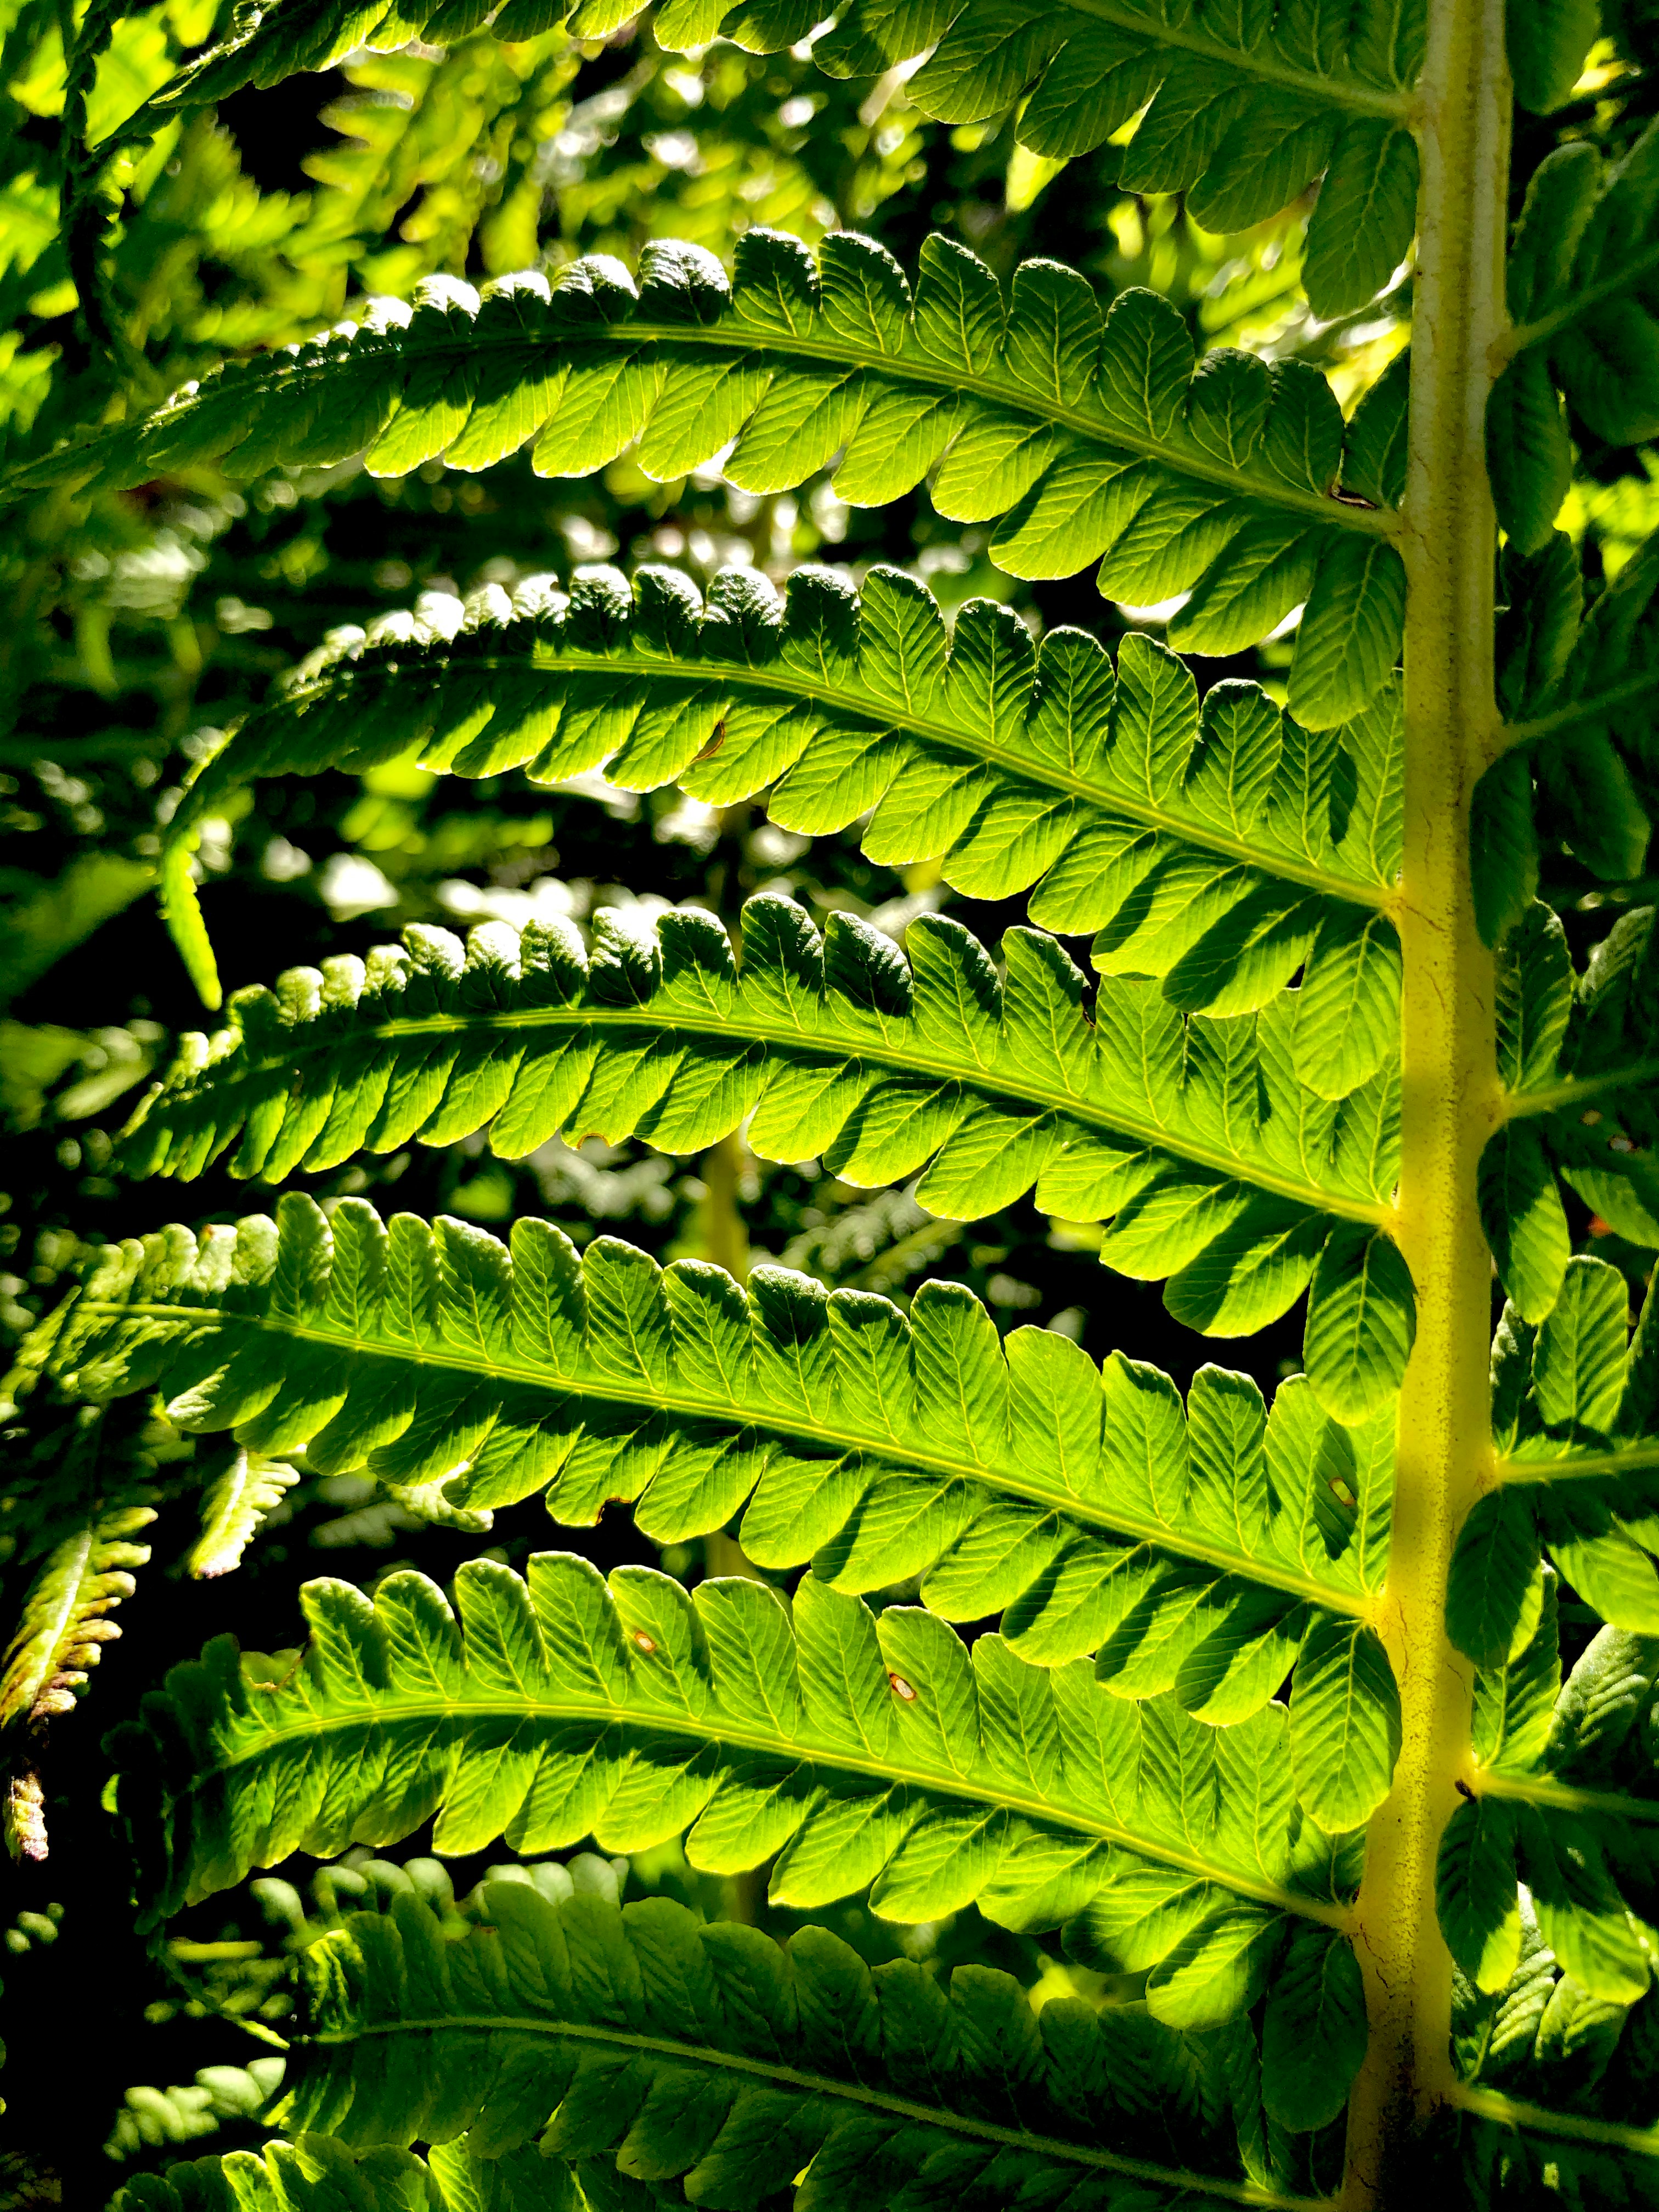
[274,1879,1345,2198]
[3,237,1407,733]
[108,1554,1368,2028]
[116,899,1413,1417]
[1438,1581,1658,2014]
[120,0,1421,321]
[1476,531,1659,946]
[110,2134,571,2211]
[168,562,1404,1047]
[1479,901,1659,1324]
[42,1194,1395,1771]
[0,1496,154,1733]
[1488,122,1659,555]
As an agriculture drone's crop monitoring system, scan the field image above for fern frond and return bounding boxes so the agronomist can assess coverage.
[0,1498,155,1736]
[3,237,1406,730]
[111,2133,571,2211]
[44,1194,1396,1772]
[116,898,1414,1416]
[109,1554,1369,2041]
[1438,1584,1657,2021]
[171,562,1404,1031]
[1446,1257,1659,1655]
[0,1399,174,1858]
[1480,902,1659,1321]
[1450,1843,1659,2197]
[1489,121,1659,554]
[105,2058,286,2164]
[117,0,1419,321]
[272,1881,1348,2198]
[188,1448,301,1579]
[1479,533,1659,945]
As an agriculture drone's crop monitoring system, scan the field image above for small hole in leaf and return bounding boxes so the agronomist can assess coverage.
[631,1630,657,1655]
[888,1672,916,1701]
[1610,1134,1635,1154]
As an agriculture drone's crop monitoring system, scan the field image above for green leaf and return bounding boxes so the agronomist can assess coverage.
[1517,1805,1653,2001]
[119,0,1424,340]
[1483,529,1659,981]
[1484,1252,1659,1650]
[1486,352,1573,558]
[164,566,1403,1030]
[1479,1124,1571,1325]
[109,2135,540,2211]
[1260,1923,1368,2127]
[4,238,1406,725]
[1471,1568,1560,1774]
[1496,904,1574,1095]
[0,1499,155,1733]
[1469,754,1541,949]
[1493,121,1659,546]
[1447,1491,1545,1669]
[1437,1796,1524,1993]
[264,1881,1283,2202]
[1497,537,1584,726]
[1459,1612,1659,2016]
[1301,1223,1417,1423]
[1288,1615,1401,1833]
[112,898,1410,1402]
[1506,0,1601,113]
[186,1446,300,1579]
[43,1198,1392,1764]
[1546,1521,1659,1631]
[111,1559,1357,2000]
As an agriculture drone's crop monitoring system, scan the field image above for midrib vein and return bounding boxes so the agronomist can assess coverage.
[76,1300,1368,1610]
[158,1002,1391,1226]
[1504,236,1659,359]
[1501,1058,1659,1120]
[108,332,1402,537]
[985,0,1409,116]
[280,646,1396,911]
[1497,669,1657,753]
[1497,1439,1659,1482]
[1449,2084,1659,2157]
[1475,1769,1659,1824]
[303,2011,1339,2208]
[210,1683,1350,1922]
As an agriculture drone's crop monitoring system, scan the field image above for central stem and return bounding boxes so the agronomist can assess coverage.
[1341,0,1510,2199]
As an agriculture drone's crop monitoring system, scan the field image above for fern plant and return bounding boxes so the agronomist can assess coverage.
[7,0,1659,2199]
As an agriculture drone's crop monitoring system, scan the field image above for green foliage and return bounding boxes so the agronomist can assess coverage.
[1480,531,1659,940]
[10,0,1659,2191]
[108,1553,1364,2050]
[115,0,1424,325]
[5,235,1407,736]
[0,1398,161,1859]
[0,854,154,1009]
[41,1191,1396,1787]
[1477,1259,1659,1638]
[1439,1595,1659,2008]
[114,896,1412,1413]
[111,2134,571,2212]
[1479,899,1659,1310]
[270,1877,1339,2202]
[0,1489,154,1731]
[167,560,1404,1041]
[105,2060,286,2165]
[1489,122,1659,554]
[187,1447,301,1579]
